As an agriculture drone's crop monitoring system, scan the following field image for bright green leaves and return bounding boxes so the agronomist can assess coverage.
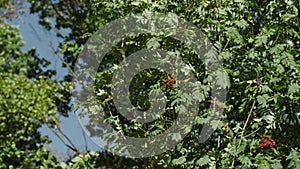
[0,72,59,168]
[238,155,253,168]
[0,22,60,167]
[234,19,249,30]
[0,24,54,78]
[287,149,300,169]
[226,27,244,45]
[24,0,300,168]
[254,154,283,169]
[172,156,186,165]
[281,2,298,22]
[288,83,300,94]
[146,37,162,49]
[255,35,268,46]
[196,155,210,167]
[59,41,82,60]
[257,94,270,107]
[65,152,99,169]
[171,132,182,142]
[0,23,24,55]
[216,69,231,89]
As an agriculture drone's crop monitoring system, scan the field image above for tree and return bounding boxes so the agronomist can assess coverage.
[15,0,300,168]
[0,4,63,168]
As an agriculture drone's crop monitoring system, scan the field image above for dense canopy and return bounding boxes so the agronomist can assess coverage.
[1,0,300,168]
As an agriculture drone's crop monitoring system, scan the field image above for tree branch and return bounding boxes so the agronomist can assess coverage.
[244,127,261,138]
[46,123,79,153]
[230,100,256,168]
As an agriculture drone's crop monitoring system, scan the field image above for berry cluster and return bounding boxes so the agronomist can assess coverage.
[259,135,275,149]
[161,77,176,88]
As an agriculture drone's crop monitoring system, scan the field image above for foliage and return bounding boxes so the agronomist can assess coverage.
[0,9,61,168]
[0,1,27,22]
[0,72,60,168]
[3,0,298,168]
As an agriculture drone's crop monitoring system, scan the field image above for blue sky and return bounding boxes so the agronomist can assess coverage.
[8,2,100,161]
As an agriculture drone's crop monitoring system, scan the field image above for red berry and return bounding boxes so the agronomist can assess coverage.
[162,80,167,85]
[259,135,275,150]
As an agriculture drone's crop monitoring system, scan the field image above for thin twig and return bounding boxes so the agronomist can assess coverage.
[230,100,256,168]
[217,135,220,148]
[46,123,78,152]
[244,127,261,138]
[45,30,78,79]
[239,100,256,141]
[222,39,230,53]
[272,29,280,46]
[82,128,88,152]
[56,126,78,152]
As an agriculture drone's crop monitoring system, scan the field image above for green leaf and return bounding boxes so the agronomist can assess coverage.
[131,1,141,6]
[172,156,186,165]
[226,27,244,45]
[271,159,283,169]
[255,35,268,46]
[216,70,231,89]
[288,83,300,94]
[146,37,161,49]
[171,132,182,142]
[238,155,252,167]
[257,94,270,107]
[196,155,210,166]
[287,149,300,169]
